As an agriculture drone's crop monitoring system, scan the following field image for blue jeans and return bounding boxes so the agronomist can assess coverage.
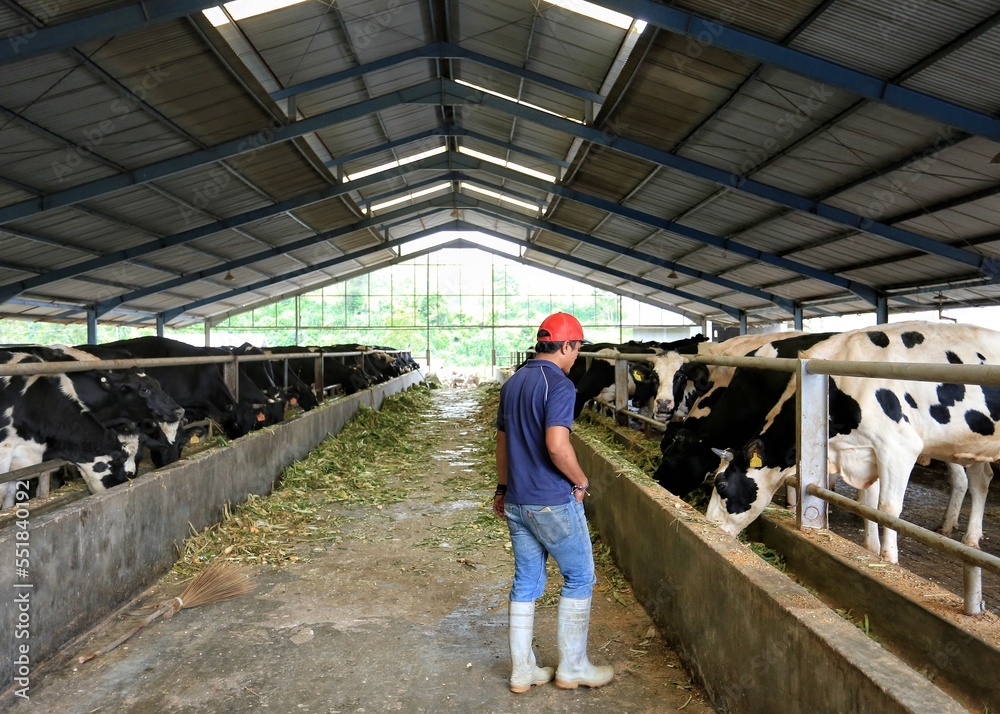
[505,500,596,601]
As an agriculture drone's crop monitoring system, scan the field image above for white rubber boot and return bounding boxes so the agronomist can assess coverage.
[508,600,554,693]
[554,596,614,689]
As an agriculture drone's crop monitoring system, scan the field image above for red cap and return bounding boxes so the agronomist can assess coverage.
[537,312,584,342]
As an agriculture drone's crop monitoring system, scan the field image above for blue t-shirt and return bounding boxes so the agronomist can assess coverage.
[496,359,575,505]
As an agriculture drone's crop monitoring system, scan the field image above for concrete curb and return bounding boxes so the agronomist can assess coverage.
[574,436,966,714]
[0,372,422,689]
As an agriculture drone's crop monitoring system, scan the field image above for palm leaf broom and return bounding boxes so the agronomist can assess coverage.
[78,562,253,664]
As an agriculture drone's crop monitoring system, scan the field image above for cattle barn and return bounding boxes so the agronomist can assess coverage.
[1,1,1000,711]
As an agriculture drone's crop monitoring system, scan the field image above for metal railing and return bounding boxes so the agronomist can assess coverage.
[527,345,1000,615]
[0,347,416,511]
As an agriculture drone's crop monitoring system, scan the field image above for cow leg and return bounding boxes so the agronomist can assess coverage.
[1,484,14,510]
[937,462,967,537]
[876,457,916,565]
[962,461,993,549]
[857,480,881,556]
[785,482,798,509]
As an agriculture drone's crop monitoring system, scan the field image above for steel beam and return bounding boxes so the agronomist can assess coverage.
[93,200,450,316]
[0,153,454,302]
[0,80,445,225]
[442,79,992,272]
[272,42,604,104]
[0,0,220,64]
[590,0,1000,141]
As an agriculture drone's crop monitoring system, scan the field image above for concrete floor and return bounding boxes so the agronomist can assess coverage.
[1,389,712,714]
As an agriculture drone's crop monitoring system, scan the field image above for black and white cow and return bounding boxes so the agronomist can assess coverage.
[655,333,834,497]
[571,338,698,420]
[705,321,1000,563]
[0,352,130,504]
[3,345,185,482]
[253,346,320,412]
[98,337,259,440]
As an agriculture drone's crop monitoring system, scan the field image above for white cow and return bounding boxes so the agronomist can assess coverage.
[706,321,1000,563]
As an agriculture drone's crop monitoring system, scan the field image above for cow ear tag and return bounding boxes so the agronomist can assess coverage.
[631,369,643,382]
[749,453,763,468]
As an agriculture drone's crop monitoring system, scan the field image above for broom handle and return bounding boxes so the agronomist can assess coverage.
[77,600,176,663]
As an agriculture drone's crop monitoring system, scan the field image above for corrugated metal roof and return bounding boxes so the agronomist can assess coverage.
[0,0,999,329]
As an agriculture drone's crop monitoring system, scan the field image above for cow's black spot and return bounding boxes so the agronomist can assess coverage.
[830,379,862,436]
[983,385,1000,421]
[867,331,889,348]
[93,461,110,473]
[965,410,995,436]
[901,331,924,348]
[946,351,963,364]
[929,404,951,424]
[904,393,917,409]
[876,388,903,422]
[978,352,986,363]
[715,465,758,515]
[936,383,964,407]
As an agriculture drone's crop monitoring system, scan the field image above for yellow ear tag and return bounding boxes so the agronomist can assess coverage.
[749,454,763,469]
[189,435,200,444]
[631,370,642,382]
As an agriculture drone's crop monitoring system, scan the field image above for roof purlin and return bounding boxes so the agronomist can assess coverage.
[591,0,1000,142]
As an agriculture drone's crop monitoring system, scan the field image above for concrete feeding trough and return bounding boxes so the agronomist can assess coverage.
[0,371,422,689]
[574,436,993,713]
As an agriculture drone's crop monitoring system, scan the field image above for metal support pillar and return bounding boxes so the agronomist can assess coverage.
[86,308,98,344]
[614,358,629,426]
[797,359,829,529]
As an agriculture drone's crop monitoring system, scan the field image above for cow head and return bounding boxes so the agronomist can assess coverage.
[105,368,185,424]
[654,427,720,497]
[648,352,686,420]
[705,439,794,535]
[75,447,129,493]
[670,362,713,422]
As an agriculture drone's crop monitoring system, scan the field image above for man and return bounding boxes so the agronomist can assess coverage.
[494,311,614,693]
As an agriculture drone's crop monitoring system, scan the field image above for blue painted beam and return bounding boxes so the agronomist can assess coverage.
[439,235,711,324]
[272,42,604,104]
[0,0,220,64]
[0,79,444,225]
[93,200,452,317]
[0,152,454,303]
[450,126,572,168]
[442,79,992,272]
[447,194,785,317]
[444,153,878,303]
[163,214,739,324]
[450,223,742,320]
[160,223,462,322]
[88,149,845,317]
[324,128,447,169]
[591,0,1000,141]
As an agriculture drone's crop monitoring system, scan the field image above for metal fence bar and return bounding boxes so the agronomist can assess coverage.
[785,476,1000,577]
[0,460,66,486]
